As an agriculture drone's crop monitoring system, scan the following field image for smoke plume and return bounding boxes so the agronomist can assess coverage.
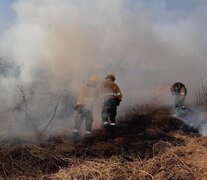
[0,0,207,139]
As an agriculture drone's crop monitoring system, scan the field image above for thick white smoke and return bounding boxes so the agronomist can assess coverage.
[0,0,207,138]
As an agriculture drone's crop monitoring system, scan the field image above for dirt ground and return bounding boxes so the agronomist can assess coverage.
[0,105,207,179]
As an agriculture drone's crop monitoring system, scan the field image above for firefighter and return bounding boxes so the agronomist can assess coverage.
[170,82,187,110]
[99,73,122,132]
[73,75,99,141]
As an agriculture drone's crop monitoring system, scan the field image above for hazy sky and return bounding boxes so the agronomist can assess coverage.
[0,0,205,33]
[0,0,16,32]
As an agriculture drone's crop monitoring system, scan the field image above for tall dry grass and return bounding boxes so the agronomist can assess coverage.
[195,80,207,107]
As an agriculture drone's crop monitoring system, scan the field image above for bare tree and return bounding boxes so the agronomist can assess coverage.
[14,85,61,139]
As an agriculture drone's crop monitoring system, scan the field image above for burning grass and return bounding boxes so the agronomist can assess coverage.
[0,105,206,179]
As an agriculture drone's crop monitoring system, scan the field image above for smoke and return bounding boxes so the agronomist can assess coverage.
[176,107,207,136]
[0,0,207,139]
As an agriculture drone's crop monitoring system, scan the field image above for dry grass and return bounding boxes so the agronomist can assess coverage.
[0,105,206,179]
[51,136,207,180]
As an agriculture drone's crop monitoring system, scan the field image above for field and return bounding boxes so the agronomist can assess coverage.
[0,105,207,179]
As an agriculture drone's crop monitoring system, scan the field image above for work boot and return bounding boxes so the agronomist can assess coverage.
[72,132,81,144]
[175,107,181,111]
[109,123,116,135]
[85,131,92,138]
[181,106,186,110]
[103,121,109,130]
[82,131,93,145]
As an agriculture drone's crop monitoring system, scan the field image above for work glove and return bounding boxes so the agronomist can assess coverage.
[74,105,79,111]
[74,104,83,111]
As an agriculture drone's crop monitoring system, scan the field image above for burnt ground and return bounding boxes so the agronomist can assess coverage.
[0,105,206,179]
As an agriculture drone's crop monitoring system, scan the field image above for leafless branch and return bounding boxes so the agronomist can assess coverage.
[38,96,61,138]
[16,85,38,137]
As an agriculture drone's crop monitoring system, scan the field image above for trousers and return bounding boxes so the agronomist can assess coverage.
[73,105,93,135]
[101,99,118,126]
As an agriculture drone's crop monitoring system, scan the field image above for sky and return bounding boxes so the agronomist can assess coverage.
[0,0,205,33]
[0,0,205,35]
[0,0,16,33]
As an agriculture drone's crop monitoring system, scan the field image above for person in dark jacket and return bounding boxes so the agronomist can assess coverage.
[99,73,122,132]
[170,82,187,110]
